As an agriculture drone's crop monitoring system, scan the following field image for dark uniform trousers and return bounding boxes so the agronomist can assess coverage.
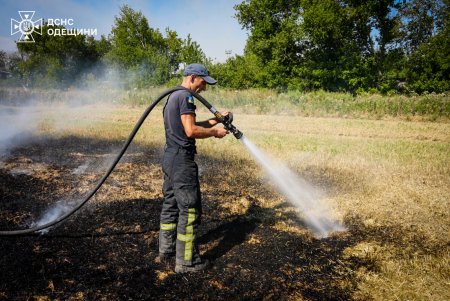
[159,147,202,266]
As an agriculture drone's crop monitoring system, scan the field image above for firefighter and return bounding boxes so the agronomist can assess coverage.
[158,63,229,273]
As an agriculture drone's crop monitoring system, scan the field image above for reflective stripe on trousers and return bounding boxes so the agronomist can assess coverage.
[177,208,196,261]
[159,148,202,265]
[160,223,176,231]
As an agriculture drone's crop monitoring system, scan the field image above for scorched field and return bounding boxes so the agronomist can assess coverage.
[0,102,449,300]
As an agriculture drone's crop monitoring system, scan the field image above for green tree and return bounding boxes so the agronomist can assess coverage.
[164,28,183,74]
[405,30,450,93]
[106,5,170,86]
[15,23,105,87]
[107,5,163,67]
[107,5,209,87]
[235,0,377,91]
[401,0,450,93]
[180,34,208,65]
[7,52,23,78]
[235,0,303,89]
[231,0,448,94]
[398,0,445,54]
[211,53,263,89]
[0,51,7,70]
[106,5,169,86]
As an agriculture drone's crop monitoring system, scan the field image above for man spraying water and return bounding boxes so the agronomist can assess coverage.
[159,63,230,273]
[0,67,242,237]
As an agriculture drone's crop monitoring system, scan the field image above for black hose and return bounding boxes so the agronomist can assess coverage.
[0,86,222,236]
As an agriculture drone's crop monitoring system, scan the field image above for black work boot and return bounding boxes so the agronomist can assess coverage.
[175,259,210,273]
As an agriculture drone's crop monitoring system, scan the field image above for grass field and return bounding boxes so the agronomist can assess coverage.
[1,92,449,300]
[1,86,449,120]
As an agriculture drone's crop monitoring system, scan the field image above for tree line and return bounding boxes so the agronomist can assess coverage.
[0,5,207,89]
[0,1,448,94]
[215,0,449,94]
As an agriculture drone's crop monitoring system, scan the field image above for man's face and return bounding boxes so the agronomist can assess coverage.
[191,75,207,93]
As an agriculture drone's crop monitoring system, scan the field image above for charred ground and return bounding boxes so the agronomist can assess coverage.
[0,135,380,301]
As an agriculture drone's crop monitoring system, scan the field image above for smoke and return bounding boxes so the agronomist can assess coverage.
[0,66,132,233]
[28,150,120,234]
[0,104,41,155]
[0,65,127,155]
[241,136,345,238]
[30,200,75,234]
[72,162,90,175]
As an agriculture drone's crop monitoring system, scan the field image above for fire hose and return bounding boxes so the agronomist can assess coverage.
[0,86,243,236]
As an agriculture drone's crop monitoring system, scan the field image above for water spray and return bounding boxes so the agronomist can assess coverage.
[240,137,345,237]
[0,86,244,236]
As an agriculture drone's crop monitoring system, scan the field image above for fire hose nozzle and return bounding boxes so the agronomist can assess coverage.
[228,125,244,139]
[212,111,243,139]
[210,108,244,139]
[221,112,243,139]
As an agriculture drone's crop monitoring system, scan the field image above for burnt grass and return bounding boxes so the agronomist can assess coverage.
[0,135,380,301]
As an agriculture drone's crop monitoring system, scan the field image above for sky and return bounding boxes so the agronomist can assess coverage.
[0,0,249,62]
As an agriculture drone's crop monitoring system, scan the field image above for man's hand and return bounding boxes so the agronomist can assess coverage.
[214,127,229,138]
[182,113,229,139]
[218,111,230,122]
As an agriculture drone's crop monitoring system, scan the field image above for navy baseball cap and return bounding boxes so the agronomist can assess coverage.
[184,63,217,85]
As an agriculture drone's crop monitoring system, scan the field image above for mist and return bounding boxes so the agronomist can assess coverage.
[0,67,133,232]
[0,104,41,155]
[241,136,345,238]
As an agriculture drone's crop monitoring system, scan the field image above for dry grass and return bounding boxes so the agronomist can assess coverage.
[200,88,450,121]
[226,112,449,300]
[5,99,450,300]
